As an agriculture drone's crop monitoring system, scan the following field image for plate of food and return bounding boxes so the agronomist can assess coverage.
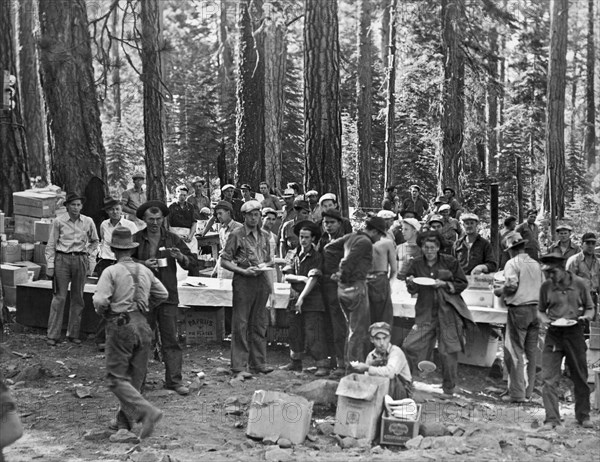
[551,318,577,327]
[413,277,437,286]
[417,360,437,373]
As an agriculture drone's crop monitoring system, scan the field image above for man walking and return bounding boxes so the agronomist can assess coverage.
[326,217,387,365]
[496,233,544,403]
[221,200,274,379]
[93,227,167,437]
[133,201,197,395]
[538,250,595,429]
[45,192,99,346]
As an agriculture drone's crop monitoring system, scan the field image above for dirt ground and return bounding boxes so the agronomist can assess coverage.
[1,325,598,462]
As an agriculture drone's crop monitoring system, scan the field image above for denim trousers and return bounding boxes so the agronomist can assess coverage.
[542,324,590,424]
[504,305,540,400]
[230,274,270,372]
[322,280,348,367]
[288,310,328,366]
[338,280,370,363]
[367,273,394,326]
[47,253,88,340]
[147,303,183,387]
[105,311,158,427]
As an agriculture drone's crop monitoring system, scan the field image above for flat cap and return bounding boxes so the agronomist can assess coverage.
[240,200,262,213]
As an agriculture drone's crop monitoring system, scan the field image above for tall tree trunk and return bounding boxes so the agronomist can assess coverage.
[235,0,265,187]
[584,0,596,167]
[38,0,106,194]
[497,23,506,172]
[112,5,121,123]
[437,0,465,196]
[304,0,343,204]
[542,0,568,223]
[486,27,498,178]
[567,47,578,202]
[0,0,30,215]
[218,0,235,185]
[357,0,373,208]
[18,0,47,179]
[380,0,390,64]
[263,4,286,191]
[140,0,166,201]
[383,0,397,192]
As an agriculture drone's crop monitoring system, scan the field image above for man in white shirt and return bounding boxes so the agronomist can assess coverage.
[495,233,544,402]
[261,207,279,258]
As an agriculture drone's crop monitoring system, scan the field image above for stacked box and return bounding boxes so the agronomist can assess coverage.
[12,190,60,218]
[10,261,41,281]
[34,221,53,243]
[1,264,29,307]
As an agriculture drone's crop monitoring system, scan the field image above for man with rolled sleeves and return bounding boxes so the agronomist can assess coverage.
[538,250,595,430]
[326,217,387,366]
[221,200,274,379]
[45,192,99,346]
[133,201,197,395]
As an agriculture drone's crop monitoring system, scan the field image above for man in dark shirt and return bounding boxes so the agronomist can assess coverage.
[381,186,397,212]
[452,213,497,275]
[400,185,429,219]
[319,209,351,377]
[221,200,274,379]
[325,217,387,366]
[133,201,198,396]
[538,250,595,430]
[221,184,244,223]
[167,186,198,276]
[547,224,580,260]
[279,198,311,258]
[516,209,540,261]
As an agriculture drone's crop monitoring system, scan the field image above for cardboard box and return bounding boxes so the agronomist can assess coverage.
[13,190,58,218]
[380,405,422,446]
[183,307,225,343]
[246,390,313,444]
[334,374,390,441]
[34,243,47,265]
[587,349,600,383]
[1,242,21,263]
[34,221,53,242]
[13,214,38,242]
[3,286,16,306]
[10,261,41,281]
[462,289,494,307]
[458,324,499,367]
[1,264,29,286]
[466,274,495,290]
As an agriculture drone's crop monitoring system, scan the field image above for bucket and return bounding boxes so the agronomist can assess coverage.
[1,241,21,263]
[21,243,35,261]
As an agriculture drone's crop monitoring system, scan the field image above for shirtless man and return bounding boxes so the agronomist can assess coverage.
[367,222,398,326]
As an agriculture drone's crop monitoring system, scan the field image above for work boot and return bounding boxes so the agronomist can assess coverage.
[314,367,330,377]
[140,408,163,438]
[281,360,303,372]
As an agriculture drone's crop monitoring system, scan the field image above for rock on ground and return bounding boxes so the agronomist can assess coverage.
[293,380,339,406]
[109,429,140,444]
[264,447,294,462]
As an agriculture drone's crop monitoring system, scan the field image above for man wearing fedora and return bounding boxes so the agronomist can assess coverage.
[45,192,99,346]
[121,171,147,230]
[95,197,138,351]
[538,250,595,429]
[221,200,274,379]
[326,217,387,366]
[566,232,600,314]
[495,233,544,403]
[187,177,211,214]
[281,220,329,376]
[93,226,168,437]
[133,201,197,395]
[442,186,461,219]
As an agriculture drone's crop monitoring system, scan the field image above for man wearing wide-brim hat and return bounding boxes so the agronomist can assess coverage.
[548,223,580,260]
[93,226,168,437]
[121,171,147,230]
[220,200,275,379]
[45,192,99,346]
[495,233,544,403]
[537,249,595,430]
[132,200,198,396]
[566,232,600,311]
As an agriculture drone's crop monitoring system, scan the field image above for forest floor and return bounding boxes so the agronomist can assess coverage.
[1,326,599,462]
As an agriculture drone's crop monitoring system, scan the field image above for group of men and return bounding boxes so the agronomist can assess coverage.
[41,174,598,435]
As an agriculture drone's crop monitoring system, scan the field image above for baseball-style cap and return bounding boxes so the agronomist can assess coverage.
[214,200,233,213]
[176,185,188,193]
[369,322,391,337]
[282,188,295,197]
[555,224,573,232]
[377,210,396,219]
[240,200,262,213]
[582,232,597,243]
[428,215,444,226]
[438,204,451,212]
[262,207,277,217]
[221,184,235,192]
[402,218,421,232]
[240,183,252,191]
[319,193,337,205]
[305,190,318,197]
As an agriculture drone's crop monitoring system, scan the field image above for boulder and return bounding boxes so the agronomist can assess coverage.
[420,422,449,437]
[264,448,294,462]
[405,435,423,450]
[294,380,339,406]
[339,437,358,449]
[317,422,334,436]
[277,438,292,449]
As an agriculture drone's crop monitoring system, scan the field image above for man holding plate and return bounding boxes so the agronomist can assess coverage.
[538,250,595,430]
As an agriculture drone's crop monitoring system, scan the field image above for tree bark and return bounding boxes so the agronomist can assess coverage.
[38,0,106,194]
[0,0,30,215]
[486,27,498,178]
[437,0,464,197]
[140,0,166,201]
[356,0,373,208]
[380,0,390,64]
[542,0,568,221]
[112,5,121,123]
[383,0,397,192]
[263,3,286,191]
[567,46,578,202]
[235,0,265,188]
[304,0,343,204]
[18,0,47,179]
[584,0,596,167]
